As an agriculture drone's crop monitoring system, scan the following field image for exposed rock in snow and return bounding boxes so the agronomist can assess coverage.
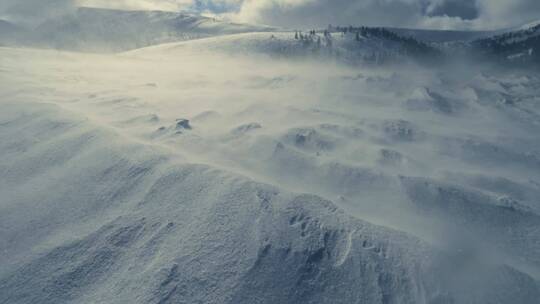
[175,118,192,130]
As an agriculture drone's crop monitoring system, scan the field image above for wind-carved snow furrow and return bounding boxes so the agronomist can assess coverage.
[1,44,540,303]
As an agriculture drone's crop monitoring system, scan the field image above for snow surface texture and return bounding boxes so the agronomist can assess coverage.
[1,33,540,303]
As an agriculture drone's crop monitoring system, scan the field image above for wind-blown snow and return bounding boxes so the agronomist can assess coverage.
[1,30,540,303]
[0,7,277,52]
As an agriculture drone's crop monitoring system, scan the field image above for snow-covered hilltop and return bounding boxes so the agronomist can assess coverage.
[1,7,276,52]
[0,7,440,64]
[132,27,439,66]
[470,20,540,65]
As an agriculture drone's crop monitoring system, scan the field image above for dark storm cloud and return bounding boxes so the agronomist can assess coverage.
[235,0,540,30]
[425,0,479,20]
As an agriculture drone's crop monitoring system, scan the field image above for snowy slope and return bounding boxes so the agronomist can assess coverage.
[470,20,540,65]
[1,44,540,303]
[0,101,371,302]
[388,27,495,43]
[518,20,540,31]
[132,30,439,66]
[1,8,441,64]
[2,102,537,303]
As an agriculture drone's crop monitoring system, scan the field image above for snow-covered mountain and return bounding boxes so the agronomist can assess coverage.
[3,7,276,52]
[0,8,440,63]
[135,28,440,66]
[469,20,540,65]
[378,21,540,66]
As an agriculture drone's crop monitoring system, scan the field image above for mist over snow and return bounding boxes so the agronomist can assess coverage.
[1,1,540,304]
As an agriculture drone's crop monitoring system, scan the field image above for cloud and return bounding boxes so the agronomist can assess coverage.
[78,0,193,11]
[192,0,242,13]
[424,0,479,20]
[474,0,540,29]
[0,0,75,22]
[232,0,540,30]
[234,0,425,28]
[1,0,539,30]
[78,0,242,12]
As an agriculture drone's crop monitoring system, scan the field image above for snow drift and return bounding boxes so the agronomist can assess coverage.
[1,17,540,304]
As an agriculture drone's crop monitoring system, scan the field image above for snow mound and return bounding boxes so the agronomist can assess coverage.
[1,101,538,304]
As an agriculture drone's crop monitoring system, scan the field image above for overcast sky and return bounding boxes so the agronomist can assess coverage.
[1,0,539,30]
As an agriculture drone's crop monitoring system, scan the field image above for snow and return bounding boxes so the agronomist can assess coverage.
[1,7,277,52]
[388,27,495,43]
[1,21,540,303]
[129,31,426,66]
[519,19,540,31]
[478,19,540,50]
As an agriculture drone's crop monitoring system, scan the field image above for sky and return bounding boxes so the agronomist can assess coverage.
[1,0,539,30]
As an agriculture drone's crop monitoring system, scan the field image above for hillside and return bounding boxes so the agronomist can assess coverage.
[2,8,540,67]
[1,41,540,302]
[0,8,439,63]
[133,28,440,66]
[3,7,275,52]
[388,27,495,43]
[470,20,540,65]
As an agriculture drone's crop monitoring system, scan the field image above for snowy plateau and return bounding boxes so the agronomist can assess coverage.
[1,7,540,304]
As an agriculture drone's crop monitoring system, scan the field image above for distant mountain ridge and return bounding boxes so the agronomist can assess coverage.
[0,7,276,52]
[132,27,441,67]
[470,20,540,66]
